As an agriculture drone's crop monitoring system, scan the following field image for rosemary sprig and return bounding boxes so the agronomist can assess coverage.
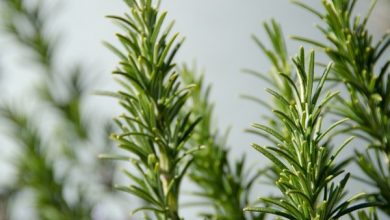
[0,106,90,220]
[1,0,117,218]
[0,1,92,218]
[349,208,379,220]
[104,0,200,219]
[245,47,376,219]
[181,65,264,220]
[292,0,390,215]
[243,20,295,211]
[244,19,294,145]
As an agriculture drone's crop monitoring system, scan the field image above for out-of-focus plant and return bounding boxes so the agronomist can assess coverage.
[0,0,119,219]
[0,106,91,220]
[241,19,294,207]
[350,209,379,220]
[244,48,377,219]
[181,66,264,220]
[101,0,202,219]
[292,0,390,216]
[244,19,293,149]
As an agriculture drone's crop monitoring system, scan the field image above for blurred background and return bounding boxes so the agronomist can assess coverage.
[0,0,389,219]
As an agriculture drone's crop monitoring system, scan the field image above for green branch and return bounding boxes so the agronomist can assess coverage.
[181,65,265,220]
[0,106,90,220]
[105,0,200,219]
[293,0,390,216]
[1,0,117,218]
[245,47,372,219]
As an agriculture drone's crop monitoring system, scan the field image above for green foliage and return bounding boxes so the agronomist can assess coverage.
[292,0,390,216]
[242,20,294,191]
[0,106,90,220]
[244,48,376,219]
[0,0,387,219]
[104,0,201,219]
[181,66,264,220]
[349,208,379,220]
[2,0,52,70]
[0,0,117,219]
[2,0,88,139]
[244,19,293,145]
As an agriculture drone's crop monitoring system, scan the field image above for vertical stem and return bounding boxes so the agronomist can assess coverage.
[167,193,179,220]
[160,154,179,220]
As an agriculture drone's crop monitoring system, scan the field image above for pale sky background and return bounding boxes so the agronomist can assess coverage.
[0,0,389,219]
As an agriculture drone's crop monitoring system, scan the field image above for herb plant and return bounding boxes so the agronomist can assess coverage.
[0,1,89,218]
[181,66,264,220]
[291,0,390,216]
[0,0,388,219]
[0,106,90,220]
[102,0,201,219]
[0,0,119,219]
[244,19,293,143]
[244,47,376,219]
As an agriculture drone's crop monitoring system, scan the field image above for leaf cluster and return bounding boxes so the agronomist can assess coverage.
[292,0,390,216]
[245,48,375,219]
[180,66,264,220]
[103,0,201,219]
[0,0,118,218]
[1,0,53,69]
[244,19,293,146]
[0,106,91,220]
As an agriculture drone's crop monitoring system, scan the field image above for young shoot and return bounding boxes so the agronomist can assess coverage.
[245,48,376,219]
[104,0,201,219]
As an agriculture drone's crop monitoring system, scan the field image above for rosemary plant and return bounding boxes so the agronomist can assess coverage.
[349,209,379,220]
[103,0,201,219]
[180,66,264,220]
[2,0,85,138]
[292,0,390,215]
[244,19,293,145]
[242,20,294,197]
[0,1,85,218]
[0,106,90,220]
[1,0,117,218]
[245,48,375,219]
[1,0,388,219]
